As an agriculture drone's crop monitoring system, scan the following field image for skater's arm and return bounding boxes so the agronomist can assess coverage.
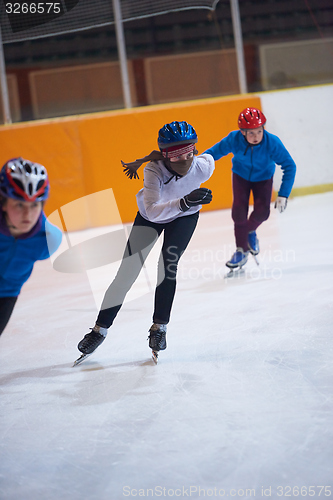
[272,137,296,198]
[39,216,63,260]
[203,133,234,161]
[195,153,215,181]
[278,158,296,198]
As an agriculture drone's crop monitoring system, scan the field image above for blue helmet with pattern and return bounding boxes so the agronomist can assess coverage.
[0,157,49,202]
[158,121,198,149]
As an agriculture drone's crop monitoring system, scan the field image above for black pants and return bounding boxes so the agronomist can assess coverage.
[96,211,199,328]
[0,296,18,335]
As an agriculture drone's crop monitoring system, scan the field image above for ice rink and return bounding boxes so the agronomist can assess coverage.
[1,192,333,500]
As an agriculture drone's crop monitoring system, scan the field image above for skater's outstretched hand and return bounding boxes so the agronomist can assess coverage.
[275,196,288,213]
[121,150,164,180]
[122,160,141,180]
[180,188,212,212]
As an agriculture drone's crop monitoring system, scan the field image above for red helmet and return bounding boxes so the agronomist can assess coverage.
[238,107,267,129]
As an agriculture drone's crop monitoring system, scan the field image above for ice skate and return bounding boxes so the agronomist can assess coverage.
[148,323,167,363]
[73,325,108,366]
[225,248,248,277]
[73,353,92,367]
[247,231,260,265]
[248,231,259,255]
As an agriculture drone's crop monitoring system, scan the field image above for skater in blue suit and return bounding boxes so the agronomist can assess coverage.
[204,107,296,269]
[0,157,62,335]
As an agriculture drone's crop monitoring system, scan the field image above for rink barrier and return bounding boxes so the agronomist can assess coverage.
[0,94,261,230]
[290,183,333,197]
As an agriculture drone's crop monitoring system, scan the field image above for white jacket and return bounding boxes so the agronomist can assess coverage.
[136,154,215,224]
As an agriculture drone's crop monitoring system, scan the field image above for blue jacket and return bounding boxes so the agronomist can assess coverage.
[0,213,62,297]
[204,130,296,198]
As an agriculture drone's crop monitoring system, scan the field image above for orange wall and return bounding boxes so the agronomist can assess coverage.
[0,94,261,230]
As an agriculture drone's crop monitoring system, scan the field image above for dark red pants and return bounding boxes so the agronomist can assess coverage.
[231,172,273,251]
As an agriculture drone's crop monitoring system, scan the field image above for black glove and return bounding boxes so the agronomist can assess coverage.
[180,188,213,212]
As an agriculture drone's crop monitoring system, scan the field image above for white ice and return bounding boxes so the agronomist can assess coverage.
[1,192,333,500]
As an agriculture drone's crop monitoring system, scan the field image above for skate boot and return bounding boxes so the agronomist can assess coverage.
[226,248,249,269]
[78,325,108,355]
[148,323,167,363]
[73,325,108,366]
[248,231,259,255]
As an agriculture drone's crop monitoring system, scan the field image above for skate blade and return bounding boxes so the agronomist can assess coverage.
[225,267,246,279]
[73,353,91,367]
[252,254,259,266]
[151,350,159,364]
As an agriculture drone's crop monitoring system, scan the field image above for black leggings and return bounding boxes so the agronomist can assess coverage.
[96,211,199,328]
[0,296,18,335]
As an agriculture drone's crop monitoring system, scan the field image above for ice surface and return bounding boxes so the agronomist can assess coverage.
[1,193,333,500]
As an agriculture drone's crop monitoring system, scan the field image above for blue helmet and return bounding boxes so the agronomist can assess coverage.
[0,157,49,202]
[158,121,198,149]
